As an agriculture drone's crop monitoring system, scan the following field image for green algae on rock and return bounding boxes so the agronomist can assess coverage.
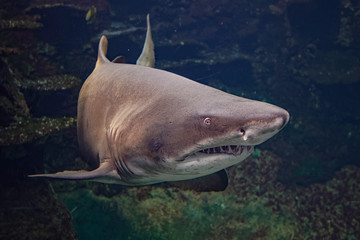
[55,153,360,240]
[56,151,300,240]
[295,165,360,239]
[59,185,298,240]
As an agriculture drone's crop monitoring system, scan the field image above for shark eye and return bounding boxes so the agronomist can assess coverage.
[203,117,211,126]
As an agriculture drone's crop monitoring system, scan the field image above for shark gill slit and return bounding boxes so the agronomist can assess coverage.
[108,127,134,178]
[114,154,134,178]
[112,144,134,178]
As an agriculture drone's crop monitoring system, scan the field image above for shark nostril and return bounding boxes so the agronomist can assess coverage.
[239,128,245,136]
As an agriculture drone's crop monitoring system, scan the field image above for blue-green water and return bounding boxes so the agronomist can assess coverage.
[1,0,360,239]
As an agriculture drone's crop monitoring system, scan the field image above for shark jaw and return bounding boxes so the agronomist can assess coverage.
[179,144,254,162]
[197,145,253,155]
[166,143,254,181]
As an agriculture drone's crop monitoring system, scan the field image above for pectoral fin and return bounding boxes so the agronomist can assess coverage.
[29,161,116,181]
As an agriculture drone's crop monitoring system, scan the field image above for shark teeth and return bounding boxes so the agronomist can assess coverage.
[198,145,252,156]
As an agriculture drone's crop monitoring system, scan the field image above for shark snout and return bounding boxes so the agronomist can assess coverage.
[273,110,290,130]
[239,106,289,145]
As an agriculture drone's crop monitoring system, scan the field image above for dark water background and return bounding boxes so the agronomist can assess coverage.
[1,0,360,239]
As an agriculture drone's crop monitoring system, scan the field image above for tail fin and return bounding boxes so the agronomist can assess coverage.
[136,14,155,67]
[95,35,110,69]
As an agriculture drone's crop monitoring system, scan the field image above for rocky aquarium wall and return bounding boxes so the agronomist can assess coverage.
[1,0,360,239]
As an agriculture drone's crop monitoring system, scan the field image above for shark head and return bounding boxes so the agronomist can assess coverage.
[112,76,289,184]
[170,100,289,179]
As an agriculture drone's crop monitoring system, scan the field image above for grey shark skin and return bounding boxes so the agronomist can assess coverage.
[30,16,289,186]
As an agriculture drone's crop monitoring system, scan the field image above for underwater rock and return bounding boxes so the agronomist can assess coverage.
[21,74,82,91]
[336,0,360,47]
[295,165,360,239]
[55,152,360,240]
[27,0,109,12]
[0,47,20,55]
[55,150,302,240]
[0,141,78,240]
[158,44,253,70]
[0,58,30,126]
[0,19,43,29]
[0,179,78,240]
[299,50,360,85]
[0,116,76,146]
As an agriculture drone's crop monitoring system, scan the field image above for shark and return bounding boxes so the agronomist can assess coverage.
[30,15,289,189]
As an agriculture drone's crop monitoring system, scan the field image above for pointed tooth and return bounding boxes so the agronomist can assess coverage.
[229,145,233,154]
[235,145,241,155]
[215,147,220,153]
[231,145,237,153]
[225,145,230,154]
[239,146,244,154]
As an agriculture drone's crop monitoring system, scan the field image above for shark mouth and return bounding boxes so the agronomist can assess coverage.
[198,145,253,156]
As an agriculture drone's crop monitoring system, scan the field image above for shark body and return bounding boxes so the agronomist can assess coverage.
[30,15,289,187]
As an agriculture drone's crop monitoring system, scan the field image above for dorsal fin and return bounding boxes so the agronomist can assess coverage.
[96,35,110,68]
[136,14,155,67]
